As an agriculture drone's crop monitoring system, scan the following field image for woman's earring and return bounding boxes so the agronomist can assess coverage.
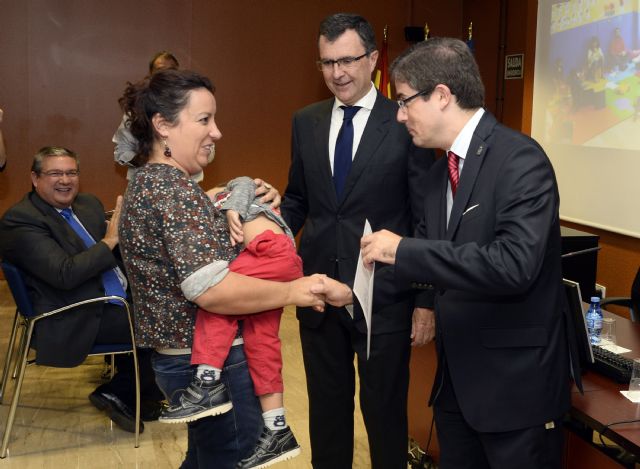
[163,138,172,158]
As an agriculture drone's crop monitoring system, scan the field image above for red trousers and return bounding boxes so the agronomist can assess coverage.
[192,230,303,396]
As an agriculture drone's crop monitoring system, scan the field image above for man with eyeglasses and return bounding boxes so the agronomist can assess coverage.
[0,146,163,434]
[360,38,579,469]
[280,12,434,469]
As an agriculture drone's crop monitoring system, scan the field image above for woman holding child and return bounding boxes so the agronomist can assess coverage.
[117,69,329,469]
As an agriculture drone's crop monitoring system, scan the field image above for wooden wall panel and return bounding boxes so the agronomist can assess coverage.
[0,1,29,205]
[463,0,501,116]
[0,0,443,210]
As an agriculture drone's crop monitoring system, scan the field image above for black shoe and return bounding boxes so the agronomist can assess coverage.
[158,376,232,424]
[236,426,301,469]
[141,399,168,421]
[89,388,144,434]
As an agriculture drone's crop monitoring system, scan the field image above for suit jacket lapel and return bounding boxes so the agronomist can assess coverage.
[340,93,390,203]
[312,101,337,205]
[73,201,102,243]
[29,191,88,252]
[446,112,495,240]
[431,165,449,240]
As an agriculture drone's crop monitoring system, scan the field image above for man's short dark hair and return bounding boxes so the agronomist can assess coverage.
[31,146,79,174]
[390,37,485,110]
[318,13,377,54]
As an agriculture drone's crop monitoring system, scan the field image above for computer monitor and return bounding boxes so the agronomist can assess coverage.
[563,278,594,371]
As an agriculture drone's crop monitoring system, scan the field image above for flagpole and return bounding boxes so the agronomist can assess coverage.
[466,21,475,54]
[374,24,391,98]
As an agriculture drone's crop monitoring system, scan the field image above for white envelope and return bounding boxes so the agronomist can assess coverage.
[354,219,375,359]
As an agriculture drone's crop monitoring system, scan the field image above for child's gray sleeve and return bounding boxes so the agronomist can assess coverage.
[222,176,257,220]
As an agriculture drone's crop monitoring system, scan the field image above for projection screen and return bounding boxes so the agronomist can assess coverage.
[531,0,640,238]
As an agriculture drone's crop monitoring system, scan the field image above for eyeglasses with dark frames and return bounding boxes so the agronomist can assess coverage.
[397,89,431,111]
[316,52,369,71]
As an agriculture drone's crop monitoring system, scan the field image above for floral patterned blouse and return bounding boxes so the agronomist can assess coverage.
[119,163,238,349]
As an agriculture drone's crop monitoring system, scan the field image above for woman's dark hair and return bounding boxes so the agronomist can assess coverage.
[118,69,214,164]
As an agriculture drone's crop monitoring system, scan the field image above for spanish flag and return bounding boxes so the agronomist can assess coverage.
[374,25,391,98]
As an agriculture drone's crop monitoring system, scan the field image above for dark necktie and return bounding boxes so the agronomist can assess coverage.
[334,105,361,199]
[60,208,126,302]
[447,150,460,197]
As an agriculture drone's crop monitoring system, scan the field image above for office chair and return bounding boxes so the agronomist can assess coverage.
[0,261,140,458]
[600,266,640,322]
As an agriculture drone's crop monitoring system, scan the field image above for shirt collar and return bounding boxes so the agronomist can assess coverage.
[449,108,485,160]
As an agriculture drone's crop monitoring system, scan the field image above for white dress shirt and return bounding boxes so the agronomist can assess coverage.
[328,83,378,174]
[446,108,485,225]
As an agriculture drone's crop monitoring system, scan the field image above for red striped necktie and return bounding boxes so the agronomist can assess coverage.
[447,150,460,197]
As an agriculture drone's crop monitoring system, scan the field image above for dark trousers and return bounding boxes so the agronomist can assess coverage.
[433,364,564,469]
[94,303,162,406]
[300,306,410,469]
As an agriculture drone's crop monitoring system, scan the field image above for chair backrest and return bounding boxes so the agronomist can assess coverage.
[1,262,37,318]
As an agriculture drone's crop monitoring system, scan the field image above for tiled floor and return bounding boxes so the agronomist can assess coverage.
[0,281,372,468]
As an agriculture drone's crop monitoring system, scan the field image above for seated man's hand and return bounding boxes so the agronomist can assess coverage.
[102,195,123,250]
[253,178,281,208]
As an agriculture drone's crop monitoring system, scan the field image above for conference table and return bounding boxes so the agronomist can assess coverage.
[567,310,640,468]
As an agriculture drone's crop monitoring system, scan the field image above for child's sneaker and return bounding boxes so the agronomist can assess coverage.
[158,376,232,424]
[236,425,301,469]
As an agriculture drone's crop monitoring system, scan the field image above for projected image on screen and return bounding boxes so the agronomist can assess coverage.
[541,0,640,149]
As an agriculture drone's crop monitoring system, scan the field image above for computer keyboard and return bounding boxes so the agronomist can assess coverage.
[589,345,634,383]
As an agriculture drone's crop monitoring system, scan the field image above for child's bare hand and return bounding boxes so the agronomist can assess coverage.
[226,210,244,246]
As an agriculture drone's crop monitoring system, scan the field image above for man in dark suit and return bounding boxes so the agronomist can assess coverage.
[280,13,434,469]
[360,38,580,468]
[0,146,162,433]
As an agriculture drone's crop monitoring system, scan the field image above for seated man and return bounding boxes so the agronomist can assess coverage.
[0,146,163,432]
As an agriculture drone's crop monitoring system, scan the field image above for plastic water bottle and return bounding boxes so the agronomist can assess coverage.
[585,296,603,345]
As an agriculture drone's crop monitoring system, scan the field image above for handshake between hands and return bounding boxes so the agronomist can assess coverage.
[290,229,403,312]
[291,274,353,312]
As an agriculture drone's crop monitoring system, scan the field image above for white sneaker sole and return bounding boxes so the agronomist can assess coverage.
[245,446,301,469]
[158,401,233,424]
